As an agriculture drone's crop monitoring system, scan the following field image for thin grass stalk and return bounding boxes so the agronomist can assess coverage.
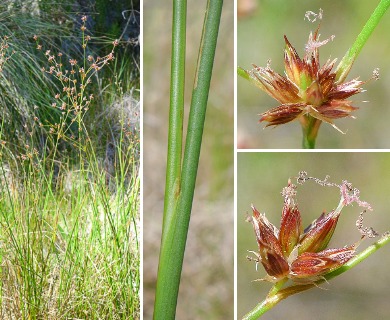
[162,0,187,239]
[154,0,223,318]
[335,0,390,82]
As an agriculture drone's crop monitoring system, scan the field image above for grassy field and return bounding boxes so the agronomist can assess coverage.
[0,2,140,319]
[0,144,140,319]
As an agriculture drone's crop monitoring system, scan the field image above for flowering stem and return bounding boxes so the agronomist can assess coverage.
[300,116,321,149]
[336,0,390,82]
[153,0,223,318]
[242,232,390,319]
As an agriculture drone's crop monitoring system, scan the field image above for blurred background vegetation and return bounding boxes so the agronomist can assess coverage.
[237,152,390,319]
[143,0,233,318]
[238,0,390,148]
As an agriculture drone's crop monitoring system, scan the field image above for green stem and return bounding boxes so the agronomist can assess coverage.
[242,295,279,319]
[267,278,288,296]
[300,116,321,149]
[153,0,223,318]
[335,0,390,82]
[154,0,186,317]
[242,232,390,319]
[242,278,291,320]
[162,0,187,242]
[237,66,249,80]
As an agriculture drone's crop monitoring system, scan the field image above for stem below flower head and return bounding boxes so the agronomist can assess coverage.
[299,116,322,149]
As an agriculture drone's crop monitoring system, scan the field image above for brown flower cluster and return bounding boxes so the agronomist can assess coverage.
[247,172,378,284]
[244,23,378,133]
[33,16,117,138]
[0,36,15,72]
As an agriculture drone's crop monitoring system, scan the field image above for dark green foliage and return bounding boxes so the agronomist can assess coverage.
[0,1,140,167]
